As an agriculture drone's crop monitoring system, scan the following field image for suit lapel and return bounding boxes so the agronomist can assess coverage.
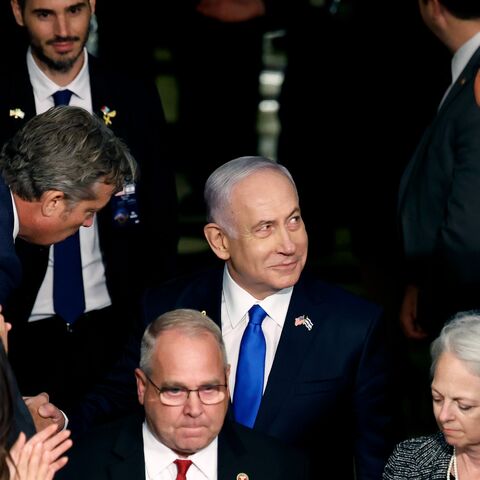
[108,416,145,480]
[4,62,36,136]
[439,45,480,114]
[254,275,321,430]
[399,45,480,214]
[218,421,254,479]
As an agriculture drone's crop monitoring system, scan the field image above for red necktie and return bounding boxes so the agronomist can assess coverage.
[174,459,192,480]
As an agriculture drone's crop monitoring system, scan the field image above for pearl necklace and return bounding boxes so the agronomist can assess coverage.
[447,447,459,479]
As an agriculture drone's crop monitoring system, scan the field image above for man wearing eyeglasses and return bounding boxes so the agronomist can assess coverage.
[59,308,309,479]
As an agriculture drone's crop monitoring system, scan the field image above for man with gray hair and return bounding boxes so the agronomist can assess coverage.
[60,309,309,479]
[0,105,136,436]
[73,156,393,479]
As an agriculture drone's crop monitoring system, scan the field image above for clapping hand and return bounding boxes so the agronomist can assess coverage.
[7,424,72,480]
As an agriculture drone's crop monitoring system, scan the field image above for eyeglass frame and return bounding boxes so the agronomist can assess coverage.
[143,372,228,406]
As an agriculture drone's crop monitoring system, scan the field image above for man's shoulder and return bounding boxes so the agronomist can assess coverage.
[142,266,223,321]
[298,271,383,316]
[220,420,309,477]
[145,267,222,298]
[88,54,159,94]
[58,414,144,480]
[73,413,142,450]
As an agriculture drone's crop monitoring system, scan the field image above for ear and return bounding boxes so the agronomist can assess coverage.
[11,0,24,27]
[204,223,230,260]
[40,190,65,217]
[89,0,96,15]
[429,0,447,22]
[135,368,147,406]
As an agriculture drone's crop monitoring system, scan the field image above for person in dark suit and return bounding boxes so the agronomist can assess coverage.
[1,314,72,478]
[59,308,309,480]
[0,105,137,434]
[72,156,393,479]
[1,0,178,411]
[398,0,480,342]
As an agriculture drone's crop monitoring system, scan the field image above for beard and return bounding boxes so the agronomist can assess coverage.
[31,35,87,73]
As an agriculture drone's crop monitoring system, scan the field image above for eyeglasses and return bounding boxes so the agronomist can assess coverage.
[144,373,228,406]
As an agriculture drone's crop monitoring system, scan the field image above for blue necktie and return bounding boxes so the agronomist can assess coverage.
[233,304,267,428]
[52,90,85,326]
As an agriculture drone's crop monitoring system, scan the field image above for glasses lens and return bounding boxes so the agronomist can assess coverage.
[198,386,225,404]
[159,386,226,405]
[160,389,188,406]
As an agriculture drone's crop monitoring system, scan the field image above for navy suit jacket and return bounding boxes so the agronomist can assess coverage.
[73,267,393,480]
[398,45,480,335]
[0,175,20,306]
[0,177,34,438]
[1,341,36,444]
[58,413,309,480]
[0,53,178,327]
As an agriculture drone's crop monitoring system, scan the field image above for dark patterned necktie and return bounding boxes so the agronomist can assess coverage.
[52,89,85,327]
[233,304,267,428]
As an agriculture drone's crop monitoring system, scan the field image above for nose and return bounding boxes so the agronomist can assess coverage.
[183,391,203,417]
[277,227,296,255]
[437,401,454,423]
[54,14,69,38]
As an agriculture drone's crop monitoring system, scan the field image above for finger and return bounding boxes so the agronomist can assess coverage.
[8,431,26,465]
[15,440,34,479]
[43,431,72,459]
[24,392,49,406]
[26,442,44,480]
[47,457,69,480]
[26,424,58,447]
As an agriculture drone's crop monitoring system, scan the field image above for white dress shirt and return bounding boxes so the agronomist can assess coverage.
[11,191,19,240]
[439,31,480,109]
[25,47,111,321]
[143,422,217,480]
[221,265,293,395]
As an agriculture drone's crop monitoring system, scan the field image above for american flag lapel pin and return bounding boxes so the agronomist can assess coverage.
[294,315,313,331]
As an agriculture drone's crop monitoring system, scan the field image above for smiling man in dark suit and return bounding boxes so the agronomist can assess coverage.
[74,156,394,479]
[59,309,309,480]
[0,0,178,411]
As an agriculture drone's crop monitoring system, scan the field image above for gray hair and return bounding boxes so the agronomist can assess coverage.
[0,106,137,206]
[204,156,297,237]
[430,311,480,377]
[139,309,227,376]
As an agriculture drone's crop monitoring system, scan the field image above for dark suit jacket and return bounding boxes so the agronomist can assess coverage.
[58,413,309,480]
[398,45,480,335]
[73,267,393,480]
[0,178,33,440]
[0,341,35,445]
[0,53,178,326]
[0,175,20,306]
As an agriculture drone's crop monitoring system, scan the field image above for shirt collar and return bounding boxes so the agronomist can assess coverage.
[222,265,293,328]
[451,31,480,85]
[26,46,90,104]
[142,421,218,479]
[11,191,19,240]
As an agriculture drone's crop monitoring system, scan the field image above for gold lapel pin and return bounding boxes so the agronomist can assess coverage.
[9,108,25,119]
